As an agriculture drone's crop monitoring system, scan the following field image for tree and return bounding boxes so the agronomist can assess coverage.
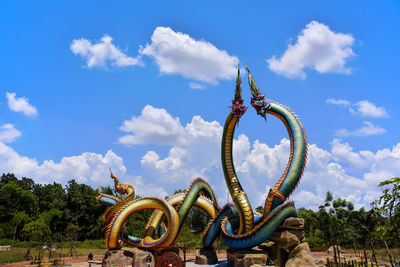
[11,211,30,241]
[374,177,400,247]
[22,219,52,261]
[64,224,80,256]
[0,180,39,231]
[33,182,66,213]
[298,208,324,248]
[315,191,360,264]
[64,179,103,240]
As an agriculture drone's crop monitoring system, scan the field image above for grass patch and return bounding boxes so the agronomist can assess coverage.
[0,247,106,264]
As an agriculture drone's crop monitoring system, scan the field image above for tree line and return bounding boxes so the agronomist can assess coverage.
[295,178,400,250]
[0,173,399,252]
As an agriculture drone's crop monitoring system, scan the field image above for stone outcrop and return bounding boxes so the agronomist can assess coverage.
[269,229,303,249]
[279,217,305,230]
[195,247,218,265]
[102,248,154,267]
[313,256,328,267]
[268,217,305,249]
[227,248,268,267]
[256,217,315,267]
[285,243,316,267]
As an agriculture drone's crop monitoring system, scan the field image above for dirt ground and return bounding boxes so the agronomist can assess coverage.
[0,251,393,266]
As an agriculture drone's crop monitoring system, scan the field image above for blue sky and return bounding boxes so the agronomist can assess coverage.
[1,1,399,209]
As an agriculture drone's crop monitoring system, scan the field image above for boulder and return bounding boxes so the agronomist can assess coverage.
[227,248,268,267]
[195,247,218,265]
[268,217,305,250]
[313,256,328,267]
[102,248,154,267]
[258,241,277,260]
[268,230,302,249]
[278,217,305,230]
[285,243,316,267]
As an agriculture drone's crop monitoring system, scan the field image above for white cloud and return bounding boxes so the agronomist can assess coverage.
[0,141,168,197]
[351,100,389,118]
[0,142,126,185]
[6,92,38,117]
[0,124,21,143]
[139,114,223,185]
[327,98,389,118]
[124,175,168,199]
[291,191,324,210]
[139,27,238,84]
[118,105,187,146]
[189,82,206,90]
[326,98,351,106]
[70,35,143,68]
[330,138,371,168]
[363,143,400,189]
[336,121,386,137]
[268,21,355,79]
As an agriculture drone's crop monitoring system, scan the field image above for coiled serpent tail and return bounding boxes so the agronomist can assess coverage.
[97,176,220,249]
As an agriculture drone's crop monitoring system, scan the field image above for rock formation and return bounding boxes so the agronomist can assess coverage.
[258,217,317,267]
[102,248,154,267]
[195,247,218,265]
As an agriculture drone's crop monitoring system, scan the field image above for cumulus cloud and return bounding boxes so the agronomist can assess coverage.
[6,92,38,117]
[139,27,238,84]
[118,105,187,146]
[331,138,370,168]
[327,98,389,118]
[140,114,223,185]
[0,141,167,197]
[351,100,389,118]
[268,21,355,79]
[70,35,143,68]
[0,142,126,185]
[189,82,206,90]
[336,121,386,137]
[0,124,22,143]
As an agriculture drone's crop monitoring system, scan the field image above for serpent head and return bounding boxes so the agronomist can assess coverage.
[246,65,269,120]
[110,169,132,196]
[230,65,248,118]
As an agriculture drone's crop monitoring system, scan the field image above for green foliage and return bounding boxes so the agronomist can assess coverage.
[177,223,202,247]
[1,172,400,253]
[0,179,39,222]
[298,189,390,250]
[0,173,105,244]
[22,218,52,245]
[123,209,153,238]
[64,224,80,242]
[255,205,263,215]
[373,177,400,247]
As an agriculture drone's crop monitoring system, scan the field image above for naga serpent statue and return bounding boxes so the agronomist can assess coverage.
[97,66,307,250]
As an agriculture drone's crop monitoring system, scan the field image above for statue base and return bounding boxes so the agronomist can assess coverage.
[102,248,154,267]
[195,247,218,265]
[257,217,316,267]
[226,247,269,267]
